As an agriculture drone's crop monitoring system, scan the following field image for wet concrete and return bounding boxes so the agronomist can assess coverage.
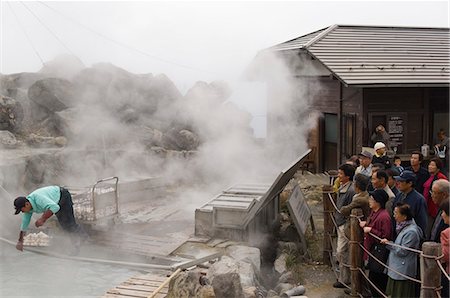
[0,241,141,298]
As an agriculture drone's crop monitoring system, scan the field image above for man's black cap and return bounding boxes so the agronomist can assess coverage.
[14,197,27,215]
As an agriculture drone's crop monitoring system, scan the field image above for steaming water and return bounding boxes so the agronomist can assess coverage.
[0,242,140,297]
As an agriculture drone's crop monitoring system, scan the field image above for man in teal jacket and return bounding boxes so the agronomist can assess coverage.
[13,186,86,252]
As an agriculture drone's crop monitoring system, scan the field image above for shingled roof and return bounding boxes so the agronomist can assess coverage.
[271,25,450,86]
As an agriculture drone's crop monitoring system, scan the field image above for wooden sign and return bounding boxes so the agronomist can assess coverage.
[287,185,313,234]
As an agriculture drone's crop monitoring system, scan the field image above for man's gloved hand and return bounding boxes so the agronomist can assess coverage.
[35,210,53,227]
[16,231,25,251]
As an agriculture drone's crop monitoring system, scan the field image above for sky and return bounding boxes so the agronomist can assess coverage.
[1,0,449,137]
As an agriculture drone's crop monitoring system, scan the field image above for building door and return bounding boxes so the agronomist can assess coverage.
[323,113,338,171]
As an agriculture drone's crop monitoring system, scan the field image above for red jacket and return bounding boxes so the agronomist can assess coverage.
[441,228,450,274]
[363,208,393,260]
[423,172,448,217]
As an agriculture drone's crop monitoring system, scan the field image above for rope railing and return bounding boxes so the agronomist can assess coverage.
[355,215,423,255]
[358,243,422,284]
[357,267,388,298]
[327,192,342,214]
[324,188,449,296]
[436,255,450,281]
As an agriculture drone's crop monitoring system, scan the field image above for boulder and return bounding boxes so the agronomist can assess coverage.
[163,128,200,151]
[53,108,80,137]
[207,256,244,298]
[274,283,295,295]
[39,54,85,80]
[266,289,280,298]
[243,286,257,298]
[278,271,295,284]
[274,253,287,275]
[226,245,261,273]
[0,72,47,92]
[26,134,67,148]
[185,80,231,104]
[28,78,74,112]
[0,130,18,148]
[72,64,181,117]
[168,271,215,298]
[0,95,24,131]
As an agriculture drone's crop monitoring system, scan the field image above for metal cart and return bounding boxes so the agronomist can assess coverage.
[68,177,119,221]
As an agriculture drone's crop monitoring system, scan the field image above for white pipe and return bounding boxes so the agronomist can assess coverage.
[0,236,172,270]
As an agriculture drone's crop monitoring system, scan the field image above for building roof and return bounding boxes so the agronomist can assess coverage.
[271,25,450,87]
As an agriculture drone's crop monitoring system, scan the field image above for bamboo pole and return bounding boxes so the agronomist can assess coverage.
[322,184,334,266]
[350,208,363,297]
[420,242,441,298]
[148,268,182,298]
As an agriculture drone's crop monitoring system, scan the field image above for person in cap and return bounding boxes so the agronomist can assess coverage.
[372,142,392,170]
[392,170,427,236]
[356,150,373,178]
[360,189,393,298]
[13,185,87,253]
[381,203,423,298]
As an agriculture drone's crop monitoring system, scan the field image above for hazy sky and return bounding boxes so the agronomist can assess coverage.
[1,0,449,136]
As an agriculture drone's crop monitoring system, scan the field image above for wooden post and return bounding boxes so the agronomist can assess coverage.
[322,184,334,266]
[420,242,442,298]
[350,208,363,297]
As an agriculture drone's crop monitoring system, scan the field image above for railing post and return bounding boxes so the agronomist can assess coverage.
[420,242,442,298]
[322,184,334,266]
[350,208,363,297]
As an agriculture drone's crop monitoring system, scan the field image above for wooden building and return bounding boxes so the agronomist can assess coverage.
[249,25,450,171]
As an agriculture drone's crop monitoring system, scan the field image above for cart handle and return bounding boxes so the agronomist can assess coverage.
[91,177,119,220]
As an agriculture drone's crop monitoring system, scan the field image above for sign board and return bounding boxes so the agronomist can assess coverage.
[287,185,313,235]
[388,115,404,152]
[243,149,312,227]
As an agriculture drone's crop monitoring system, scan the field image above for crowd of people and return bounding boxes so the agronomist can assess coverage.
[332,140,449,298]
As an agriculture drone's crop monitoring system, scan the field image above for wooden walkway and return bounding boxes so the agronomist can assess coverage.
[103,272,169,298]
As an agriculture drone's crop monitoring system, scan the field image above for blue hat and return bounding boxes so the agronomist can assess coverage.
[394,170,416,183]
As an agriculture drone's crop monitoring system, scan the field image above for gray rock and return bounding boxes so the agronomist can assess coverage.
[28,78,74,112]
[278,271,295,284]
[0,130,18,148]
[208,256,244,298]
[39,54,85,81]
[0,95,23,131]
[274,253,287,275]
[162,128,199,151]
[0,72,47,92]
[267,289,280,297]
[26,134,67,148]
[274,283,295,295]
[168,271,214,298]
[226,245,261,273]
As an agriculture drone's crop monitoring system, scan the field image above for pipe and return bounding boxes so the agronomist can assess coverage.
[281,285,306,297]
[0,236,172,270]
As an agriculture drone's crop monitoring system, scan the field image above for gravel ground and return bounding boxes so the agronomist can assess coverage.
[286,172,349,298]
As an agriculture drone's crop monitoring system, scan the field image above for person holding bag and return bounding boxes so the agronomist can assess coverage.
[360,189,393,297]
[381,203,423,298]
